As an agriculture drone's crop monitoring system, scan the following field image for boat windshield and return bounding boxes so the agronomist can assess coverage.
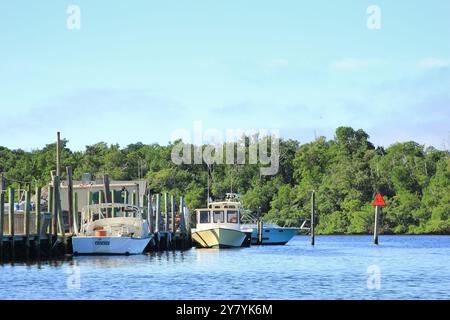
[199,210,210,223]
[227,210,238,223]
[213,210,224,223]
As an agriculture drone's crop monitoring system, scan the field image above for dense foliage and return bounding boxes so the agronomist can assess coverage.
[1,127,449,234]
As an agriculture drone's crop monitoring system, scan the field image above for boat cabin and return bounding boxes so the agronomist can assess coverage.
[196,202,240,225]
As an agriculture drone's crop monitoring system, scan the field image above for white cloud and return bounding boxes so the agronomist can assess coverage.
[419,58,450,69]
[330,58,384,70]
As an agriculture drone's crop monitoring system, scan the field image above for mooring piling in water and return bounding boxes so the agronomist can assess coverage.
[66,166,74,234]
[0,185,5,257]
[24,189,31,250]
[9,188,15,255]
[35,187,41,249]
[179,196,186,233]
[103,174,111,217]
[48,185,53,234]
[155,193,161,233]
[164,192,169,232]
[73,192,79,234]
[311,191,315,246]
[147,191,154,233]
[170,194,175,233]
[257,220,263,245]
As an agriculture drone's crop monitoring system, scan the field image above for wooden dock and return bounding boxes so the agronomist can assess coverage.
[0,132,192,261]
[0,186,192,261]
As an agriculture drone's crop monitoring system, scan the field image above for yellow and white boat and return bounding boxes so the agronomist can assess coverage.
[192,194,251,248]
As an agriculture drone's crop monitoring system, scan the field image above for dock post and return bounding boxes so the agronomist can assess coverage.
[103,174,111,217]
[155,194,161,233]
[8,188,15,256]
[164,192,169,232]
[51,171,60,247]
[155,193,161,250]
[257,220,263,245]
[57,181,66,251]
[35,187,41,250]
[24,188,31,250]
[171,195,175,233]
[73,192,79,234]
[179,196,186,234]
[66,166,74,234]
[374,206,380,245]
[311,191,315,246]
[0,185,4,258]
[147,192,153,233]
[48,185,53,234]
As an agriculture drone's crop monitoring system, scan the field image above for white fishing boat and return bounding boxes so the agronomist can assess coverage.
[72,203,153,255]
[192,194,251,248]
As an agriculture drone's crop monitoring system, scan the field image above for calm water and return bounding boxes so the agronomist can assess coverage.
[1,235,450,300]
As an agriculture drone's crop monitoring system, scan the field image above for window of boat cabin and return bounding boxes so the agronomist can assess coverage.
[227,211,238,223]
[213,210,224,223]
[198,210,210,223]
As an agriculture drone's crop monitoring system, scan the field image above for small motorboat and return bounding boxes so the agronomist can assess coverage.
[192,194,251,248]
[240,210,306,245]
[72,203,153,255]
[241,223,299,245]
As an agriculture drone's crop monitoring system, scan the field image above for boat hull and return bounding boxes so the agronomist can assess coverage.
[192,228,247,248]
[72,236,152,255]
[249,227,298,245]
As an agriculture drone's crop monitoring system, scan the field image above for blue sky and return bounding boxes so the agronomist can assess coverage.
[0,0,449,151]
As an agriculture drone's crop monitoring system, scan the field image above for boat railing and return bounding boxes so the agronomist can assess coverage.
[240,210,259,224]
[82,203,142,220]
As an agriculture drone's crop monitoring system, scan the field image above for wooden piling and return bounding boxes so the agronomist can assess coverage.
[374,206,380,245]
[35,187,42,248]
[103,174,111,217]
[56,132,61,177]
[179,196,186,233]
[48,185,53,234]
[171,194,175,233]
[257,220,263,245]
[164,192,169,232]
[0,187,4,257]
[73,192,79,234]
[51,171,64,246]
[147,192,154,233]
[24,189,31,249]
[155,193,161,233]
[8,188,15,254]
[311,191,315,246]
[66,166,74,234]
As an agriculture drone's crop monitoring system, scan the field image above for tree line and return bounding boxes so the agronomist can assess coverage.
[0,126,448,234]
